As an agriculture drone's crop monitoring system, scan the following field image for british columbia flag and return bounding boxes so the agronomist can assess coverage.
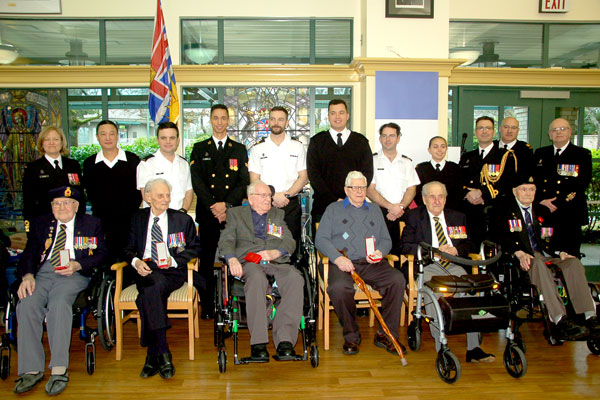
[149,0,179,124]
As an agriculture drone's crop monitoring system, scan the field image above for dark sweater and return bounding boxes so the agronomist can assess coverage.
[415,161,463,211]
[307,130,373,217]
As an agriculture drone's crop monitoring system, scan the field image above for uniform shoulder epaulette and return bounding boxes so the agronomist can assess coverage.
[525,142,532,149]
[290,136,301,142]
[142,154,155,161]
[177,154,187,161]
[401,154,413,161]
[372,152,378,156]
[256,137,266,145]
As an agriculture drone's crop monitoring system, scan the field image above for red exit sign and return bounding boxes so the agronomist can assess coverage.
[539,0,570,13]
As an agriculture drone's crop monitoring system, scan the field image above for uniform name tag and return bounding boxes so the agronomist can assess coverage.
[508,219,522,232]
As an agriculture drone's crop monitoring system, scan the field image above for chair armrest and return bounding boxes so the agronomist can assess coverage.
[186,258,198,299]
[468,253,481,274]
[187,258,198,271]
[111,261,128,271]
[316,250,329,287]
[385,254,399,267]
[110,261,128,303]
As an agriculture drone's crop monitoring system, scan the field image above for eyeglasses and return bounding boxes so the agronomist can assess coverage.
[51,200,75,208]
[250,193,272,199]
[502,125,518,130]
[475,126,494,132]
[346,186,367,192]
[550,127,570,133]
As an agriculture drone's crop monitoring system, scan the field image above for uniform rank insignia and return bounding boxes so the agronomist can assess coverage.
[267,222,282,238]
[168,232,186,252]
[447,226,467,239]
[508,219,522,232]
[557,164,579,177]
[68,173,80,185]
[229,159,238,171]
[540,227,553,239]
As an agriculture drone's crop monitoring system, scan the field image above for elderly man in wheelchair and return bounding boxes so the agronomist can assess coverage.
[13,186,107,395]
[218,181,304,361]
[494,174,600,341]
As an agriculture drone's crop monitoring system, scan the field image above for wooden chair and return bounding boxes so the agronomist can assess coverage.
[111,258,200,361]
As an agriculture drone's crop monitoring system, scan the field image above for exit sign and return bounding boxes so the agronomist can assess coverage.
[539,0,570,13]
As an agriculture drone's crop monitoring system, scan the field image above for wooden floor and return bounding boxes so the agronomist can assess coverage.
[2,314,600,399]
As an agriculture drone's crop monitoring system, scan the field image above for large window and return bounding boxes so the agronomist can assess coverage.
[181,18,353,65]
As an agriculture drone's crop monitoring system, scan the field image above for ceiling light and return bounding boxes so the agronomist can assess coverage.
[449,49,480,66]
[184,43,217,65]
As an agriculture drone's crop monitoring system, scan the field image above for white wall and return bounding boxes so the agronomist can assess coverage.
[450,0,600,21]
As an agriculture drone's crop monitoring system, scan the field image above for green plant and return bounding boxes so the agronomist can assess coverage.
[69,144,101,168]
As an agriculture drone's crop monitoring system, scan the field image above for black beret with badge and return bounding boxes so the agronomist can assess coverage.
[48,186,82,202]
[512,174,535,188]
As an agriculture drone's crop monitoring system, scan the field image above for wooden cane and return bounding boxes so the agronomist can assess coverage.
[351,270,408,366]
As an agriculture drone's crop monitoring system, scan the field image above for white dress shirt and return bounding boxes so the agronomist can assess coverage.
[329,127,351,146]
[94,147,128,169]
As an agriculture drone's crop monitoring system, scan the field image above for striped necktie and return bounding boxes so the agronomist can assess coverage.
[433,217,450,268]
[50,224,67,267]
[150,217,163,264]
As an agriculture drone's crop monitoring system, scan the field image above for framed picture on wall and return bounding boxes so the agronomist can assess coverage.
[385,0,434,19]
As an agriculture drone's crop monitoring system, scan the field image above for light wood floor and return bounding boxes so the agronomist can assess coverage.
[2,314,600,399]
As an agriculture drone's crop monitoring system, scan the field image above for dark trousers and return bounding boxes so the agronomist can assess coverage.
[135,265,186,347]
[197,214,223,312]
[282,197,301,257]
[326,259,405,343]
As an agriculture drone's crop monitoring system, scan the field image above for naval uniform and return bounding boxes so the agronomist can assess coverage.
[190,136,249,313]
[534,143,591,256]
[494,139,534,177]
[371,152,420,255]
[415,160,463,212]
[248,134,306,246]
[136,150,192,210]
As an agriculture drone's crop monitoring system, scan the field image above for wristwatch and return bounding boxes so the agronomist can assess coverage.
[179,208,187,213]
[226,202,233,209]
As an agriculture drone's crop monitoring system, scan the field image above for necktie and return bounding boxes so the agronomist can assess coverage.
[555,148,561,157]
[480,149,484,159]
[433,217,450,268]
[435,163,441,172]
[150,217,163,265]
[50,224,67,267]
[504,144,508,150]
[522,207,540,253]
[54,160,61,171]
[337,133,343,148]
[217,140,223,152]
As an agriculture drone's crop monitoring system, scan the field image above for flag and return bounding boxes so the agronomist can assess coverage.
[149,0,179,124]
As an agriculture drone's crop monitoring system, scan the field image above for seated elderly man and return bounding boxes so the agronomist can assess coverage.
[495,175,600,340]
[315,170,405,355]
[401,181,495,363]
[14,186,107,395]
[124,178,200,379]
[218,181,303,361]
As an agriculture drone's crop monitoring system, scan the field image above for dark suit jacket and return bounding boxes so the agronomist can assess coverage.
[189,137,249,221]
[494,198,559,257]
[218,206,295,263]
[22,156,85,222]
[124,208,200,269]
[307,130,373,217]
[401,206,473,257]
[17,213,107,279]
[534,143,591,225]
[415,161,463,211]
[494,140,534,177]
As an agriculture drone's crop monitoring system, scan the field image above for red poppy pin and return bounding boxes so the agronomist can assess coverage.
[538,216,543,224]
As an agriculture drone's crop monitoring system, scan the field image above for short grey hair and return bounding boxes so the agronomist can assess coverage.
[247,180,266,197]
[422,181,447,197]
[145,178,172,194]
[345,171,367,187]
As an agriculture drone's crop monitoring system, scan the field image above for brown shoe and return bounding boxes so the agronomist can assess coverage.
[342,336,361,355]
[374,332,406,355]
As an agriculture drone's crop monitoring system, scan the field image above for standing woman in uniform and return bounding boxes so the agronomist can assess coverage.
[83,120,141,262]
[22,126,84,230]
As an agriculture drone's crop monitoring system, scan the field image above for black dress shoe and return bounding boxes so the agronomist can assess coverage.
[556,317,589,340]
[373,332,406,355]
[140,355,159,378]
[584,317,600,337]
[157,352,175,379]
[466,347,496,363]
[275,341,296,359]
[250,343,270,361]
[342,336,361,355]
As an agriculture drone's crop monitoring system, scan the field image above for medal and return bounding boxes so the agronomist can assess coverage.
[508,219,522,232]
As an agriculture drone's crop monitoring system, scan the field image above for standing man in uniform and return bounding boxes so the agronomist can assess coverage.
[249,106,308,250]
[534,118,592,256]
[459,116,516,244]
[190,104,249,318]
[495,117,534,176]
[137,121,193,213]
[367,122,419,255]
[307,99,373,229]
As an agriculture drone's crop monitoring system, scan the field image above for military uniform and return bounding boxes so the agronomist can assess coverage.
[459,143,517,243]
[190,136,249,313]
[494,139,534,177]
[534,143,591,256]
[136,151,192,210]
[415,160,463,211]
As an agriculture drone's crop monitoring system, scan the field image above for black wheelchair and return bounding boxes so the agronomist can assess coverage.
[214,236,319,373]
[406,241,527,383]
[0,266,116,379]
[495,254,600,353]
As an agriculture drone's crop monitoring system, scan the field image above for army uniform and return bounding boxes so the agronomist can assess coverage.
[534,143,591,256]
[190,136,249,313]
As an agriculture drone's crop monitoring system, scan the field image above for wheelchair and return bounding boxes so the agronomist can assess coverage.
[0,266,116,379]
[497,254,600,353]
[214,231,320,372]
[406,241,527,384]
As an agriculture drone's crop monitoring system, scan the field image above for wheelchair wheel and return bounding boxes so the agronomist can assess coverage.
[218,348,227,373]
[586,339,600,355]
[407,320,421,352]
[97,276,116,351]
[310,344,319,368]
[435,350,461,384]
[503,345,527,378]
[86,348,95,375]
[514,331,526,354]
[0,354,9,380]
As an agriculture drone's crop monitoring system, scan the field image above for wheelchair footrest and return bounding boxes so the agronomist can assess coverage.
[272,354,304,362]
[238,356,270,364]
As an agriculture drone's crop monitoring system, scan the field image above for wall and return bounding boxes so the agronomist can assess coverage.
[450,0,600,21]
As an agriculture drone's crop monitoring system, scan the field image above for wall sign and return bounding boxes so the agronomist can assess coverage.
[0,0,61,14]
[539,0,569,13]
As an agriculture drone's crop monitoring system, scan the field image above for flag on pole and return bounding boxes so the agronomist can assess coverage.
[149,0,179,124]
